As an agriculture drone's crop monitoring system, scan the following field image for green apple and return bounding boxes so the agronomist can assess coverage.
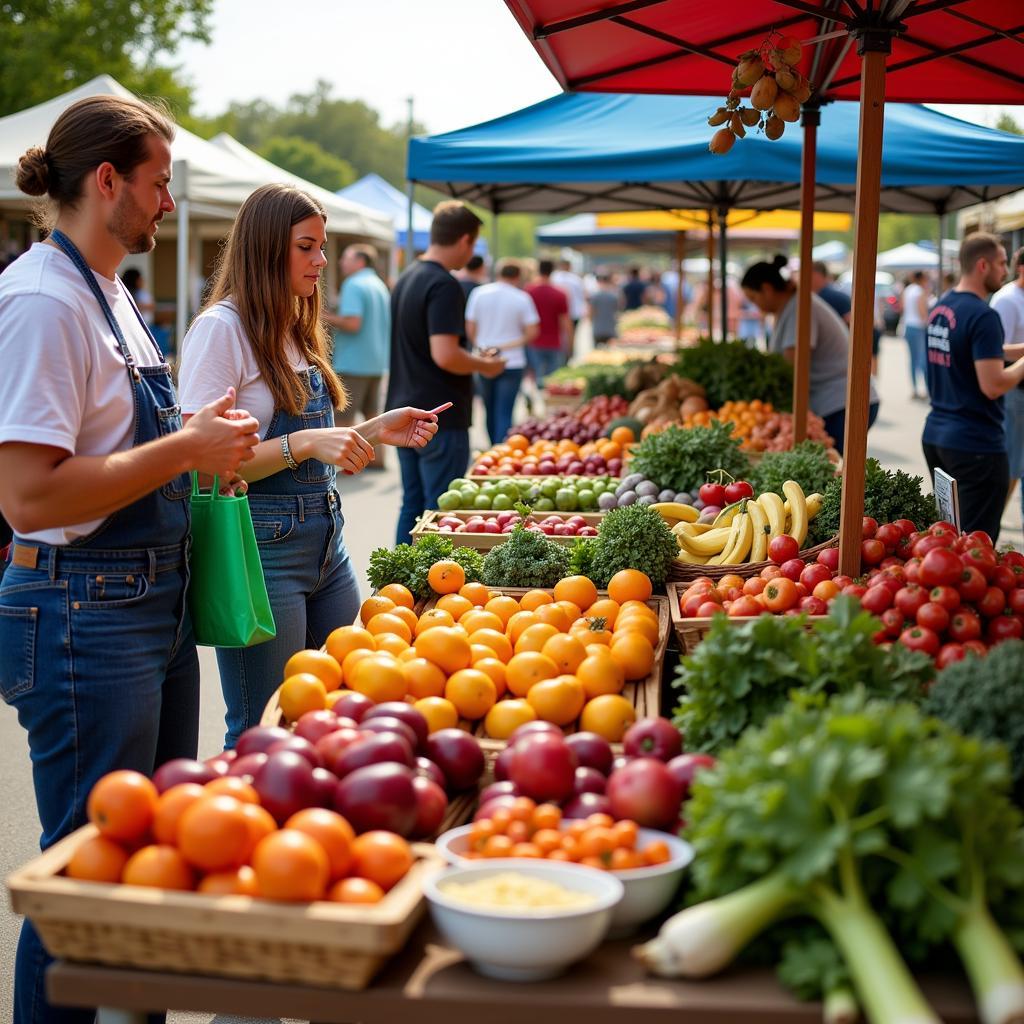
[492,494,513,510]
[577,489,596,510]
[533,497,555,512]
[438,490,462,511]
[540,480,560,500]
[473,494,492,510]
[449,478,473,491]
[555,488,579,512]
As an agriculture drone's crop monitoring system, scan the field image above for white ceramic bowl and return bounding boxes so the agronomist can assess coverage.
[424,859,623,981]
[435,824,694,936]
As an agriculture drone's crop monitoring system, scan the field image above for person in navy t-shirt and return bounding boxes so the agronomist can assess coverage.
[922,233,1024,540]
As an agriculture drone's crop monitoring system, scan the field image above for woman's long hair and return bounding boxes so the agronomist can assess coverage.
[204,183,346,415]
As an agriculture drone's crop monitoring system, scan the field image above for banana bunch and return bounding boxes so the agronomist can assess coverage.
[651,502,700,526]
[671,482,823,566]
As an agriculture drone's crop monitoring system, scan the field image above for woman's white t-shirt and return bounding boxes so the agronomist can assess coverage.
[0,243,163,545]
[178,300,308,436]
[464,281,540,371]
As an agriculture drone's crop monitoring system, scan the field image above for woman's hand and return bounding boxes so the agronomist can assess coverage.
[370,406,444,449]
[294,428,375,473]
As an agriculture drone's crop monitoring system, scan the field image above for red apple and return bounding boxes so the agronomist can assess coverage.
[294,709,341,745]
[425,729,485,791]
[152,758,218,793]
[334,763,418,836]
[606,757,683,830]
[235,726,290,758]
[410,777,448,839]
[622,717,683,762]
[509,734,577,803]
[253,751,320,824]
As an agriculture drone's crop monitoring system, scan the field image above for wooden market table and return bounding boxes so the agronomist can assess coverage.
[47,920,981,1024]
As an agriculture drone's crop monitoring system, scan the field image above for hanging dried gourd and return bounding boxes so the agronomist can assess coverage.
[706,32,815,153]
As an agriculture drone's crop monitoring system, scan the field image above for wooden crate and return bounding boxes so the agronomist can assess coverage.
[542,389,585,414]
[667,535,838,585]
[410,509,604,550]
[666,582,828,655]
[7,825,444,991]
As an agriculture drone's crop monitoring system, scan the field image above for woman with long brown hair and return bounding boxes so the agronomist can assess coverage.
[179,183,442,746]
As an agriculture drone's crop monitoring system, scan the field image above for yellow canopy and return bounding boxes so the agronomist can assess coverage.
[596,209,852,232]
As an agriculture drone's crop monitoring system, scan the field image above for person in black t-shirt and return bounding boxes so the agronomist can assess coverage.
[387,202,505,543]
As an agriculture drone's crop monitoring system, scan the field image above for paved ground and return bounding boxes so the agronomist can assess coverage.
[0,331,1019,1023]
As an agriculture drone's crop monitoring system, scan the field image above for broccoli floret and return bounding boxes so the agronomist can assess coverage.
[481,525,569,589]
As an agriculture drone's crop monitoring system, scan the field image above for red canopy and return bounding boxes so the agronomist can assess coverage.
[504,0,1024,104]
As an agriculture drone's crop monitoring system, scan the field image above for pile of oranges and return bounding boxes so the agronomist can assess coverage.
[68,769,413,903]
[683,399,775,445]
[466,799,671,871]
[277,564,660,744]
[473,434,628,475]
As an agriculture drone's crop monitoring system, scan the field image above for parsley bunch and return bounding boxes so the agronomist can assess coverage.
[628,421,751,495]
[367,536,484,599]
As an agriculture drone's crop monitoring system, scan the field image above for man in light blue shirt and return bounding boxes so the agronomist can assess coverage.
[325,244,391,467]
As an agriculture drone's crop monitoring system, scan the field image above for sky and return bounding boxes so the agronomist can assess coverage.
[176,0,1024,137]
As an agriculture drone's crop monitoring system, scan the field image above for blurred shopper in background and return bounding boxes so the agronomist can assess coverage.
[992,246,1024,519]
[588,272,620,346]
[902,269,930,400]
[525,258,571,384]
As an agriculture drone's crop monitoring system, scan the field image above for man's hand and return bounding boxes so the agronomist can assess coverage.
[180,389,260,479]
[477,355,507,379]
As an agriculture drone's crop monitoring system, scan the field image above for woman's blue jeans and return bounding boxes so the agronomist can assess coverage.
[905,325,928,393]
[478,367,524,446]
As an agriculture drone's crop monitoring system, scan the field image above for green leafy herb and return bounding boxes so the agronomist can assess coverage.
[628,421,751,495]
[750,441,839,498]
[367,535,484,599]
[587,503,678,588]
[481,523,570,589]
[671,338,793,410]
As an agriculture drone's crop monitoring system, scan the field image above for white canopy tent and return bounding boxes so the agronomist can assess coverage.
[0,75,392,346]
[876,240,960,272]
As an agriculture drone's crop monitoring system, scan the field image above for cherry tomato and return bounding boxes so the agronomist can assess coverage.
[913,533,955,559]
[904,558,922,585]
[862,517,878,539]
[899,625,940,657]
[880,607,905,638]
[928,586,961,613]
[860,585,894,615]
[965,530,994,549]
[963,640,989,658]
[918,548,964,589]
[724,480,754,503]
[916,601,950,634]
[1001,551,1024,571]
[978,586,1007,619]
[936,643,967,669]
[743,577,767,597]
[699,482,727,507]
[842,584,867,599]
[768,535,800,565]
[832,575,854,591]
[962,546,998,581]
[696,601,723,618]
[727,595,764,618]
[948,610,982,643]
[957,566,987,603]
[931,522,958,537]
[894,584,929,620]
[1009,588,1024,617]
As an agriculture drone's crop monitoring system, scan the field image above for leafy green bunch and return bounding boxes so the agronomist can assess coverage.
[481,523,569,589]
[628,420,751,495]
[750,441,839,499]
[585,503,678,588]
[671,338,793,410]
[367,535,484,599]
[672,597,935,753]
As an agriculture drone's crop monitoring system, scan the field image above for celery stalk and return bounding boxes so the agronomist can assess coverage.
[952,901,1024,1024]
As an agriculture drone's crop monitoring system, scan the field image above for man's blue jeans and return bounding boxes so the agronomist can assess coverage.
[478,368,524,446]
[905,324,928,394]
[526,347,563,387]
[396,430,470,544]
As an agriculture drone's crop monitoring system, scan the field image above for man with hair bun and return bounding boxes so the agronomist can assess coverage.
[0,93,260,1023]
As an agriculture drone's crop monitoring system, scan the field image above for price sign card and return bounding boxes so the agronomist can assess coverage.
[932,468,960,532]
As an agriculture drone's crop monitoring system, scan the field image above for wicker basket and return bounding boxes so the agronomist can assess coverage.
[410,510,604,550]
[667,535,838,584]
[8,826,443,990]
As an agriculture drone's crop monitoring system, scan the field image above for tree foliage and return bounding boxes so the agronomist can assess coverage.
[258,135,356,192]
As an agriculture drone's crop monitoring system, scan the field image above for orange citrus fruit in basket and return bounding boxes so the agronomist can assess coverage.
[445,668,497,719]
[401,657,447,700]
[484,595,521,626]
[413,696,459,733]
[375,632,410,657]
[328,876,385,904]
[619,599,658,622]
[239,802,277,860]
[533,603,571,633]
[580,693,637,743]
[427,560,465,594]
[614,615,659,647]
[514,622,560,655]
[527,675,586,727]
[121,845,194,891]
[388,605,419,636]
[285,808,355,881]
[325,625,375,666]
[205,776,259,805]
[459,609,505,635]
[342,647,376,683]
[484,698,537,739]
[414,626,472,674]
[555,599,583,623]
[587,598,620,628]
[570,619,613,647]
[609,633,655,681]
[607,569,653,605]
[415,608,455,635]
[459,581,491,606]
[541,633,587,674]
[576,653,625,698]
[505,651,560,697]
[279,672,328,721]
[365,612,413,644]
[360,594,395,625]
[350,831,413,891]
[506,610,539,645]
[177,794,250,873]
[436,593,474,621]
[378,583,415,610]
[253,829,329,902]
[474,657,507,698]
[87,770,158,844]
[66,834,130,883]
[470,643,492,665]
[519,589,554,611]
[284,649,343,691]
[470,627,514,663]
[553,576,598,612]
[198,865,259,896]
[350,654,407,703]
[610,426,635,445]
[152,783,206,846]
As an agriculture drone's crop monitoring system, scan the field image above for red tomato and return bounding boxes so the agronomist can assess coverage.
[760,565,783,581]
[800,563,833,589]
[948,610,982,643]
[957,566,987,603]
[936,643,967,669]
[874,524,903,553]
[1001,551,1024,570]
[894,584,929,620]
[727,595,763,618]
[860,539,886,567]
[913,534,955,559]
[696,601,723,618]
[991,565,1017,593]
[928,586,961,613]
[816,548,840,572]
[918,548,964,589]
[895,535,915,559]
[899,625,941,657]
[799,596,828,616]
[931,522,958,537]
[916,601,950,634]
[881,564,908,585]
[875,574,905,597]
[893,519,917,538]
[699,482,727,507]
[763,578,799,613]
[903,560,921,585]
[962,546,998,581]
[978,586,1007,619]
[682,593,709,617]
[965,530,994,549]
[842,584,868,599]
[880,607,905,638]
[832,575,854,591]
[779,558,805,582]
[860,586,894,615]
[1009,588,1024,617]
[768,535,800,565]
[880,556,905,570]
[743,577,767,597]
[724,480,754,503]
[987,613,1024,644]
[862,517,878,539]
[963,640,989,658]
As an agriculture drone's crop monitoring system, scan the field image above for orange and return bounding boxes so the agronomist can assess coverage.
[470,643,492,665]
[87,770,158,844]
[619,599,659,622]
[350,654,407,703]
[610,425,635,446]
[350,831,414,891]
[342,647,378,684]
[205,776,259,804]
[506,433,529,451]
[239,802,277,860]
[607,569,653,605]
[328,877,385,903]
[570,619,613,647]
[527,675,586,726]
[398,647,420,664]
[514,622,560,655]
[177,794,250,873]
[519,589,554,611]
[414,626,472,674]
[284,649,343,691]
[401,657,447,700]
[389,605,419,636]
[152,783,206,846]
[470,627,514,663]
[365,612,413,644]
[609,632,655,680]
[427,560,466,594]
[436,593,474,621]
[484,698,537,739]
[460,609,505,635]
[66,834,130,883]
[555,599,584,623]
[474,657,507,698]
[445,668,497,719]
[459,581,492,606]
[285,808,355,881]
[614,615,659,647]
[252,829,329,902]
[541,633,587,674]
[580,693,637,742]
[325,625,376,666]
[121,845,194,890]
[415,608,455,635]
[198,865,259,896]
[506,610,540,645]
[505,651,560,697]
[360,594,396,624]
[554,575,599,611]
[587,598,620,628]
[484,595,521,626]
[278,672,328,721]
[378,583,415,610]
[576,653,625,698]
[375,632,410,657]
[533,604,571,633]
[414,696,459,733]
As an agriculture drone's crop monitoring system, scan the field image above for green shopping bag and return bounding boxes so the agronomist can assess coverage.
[188,474,276,648]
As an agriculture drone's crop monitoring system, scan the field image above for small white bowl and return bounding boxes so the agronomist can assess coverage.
[424,859,623,981]
[435,824,694,936]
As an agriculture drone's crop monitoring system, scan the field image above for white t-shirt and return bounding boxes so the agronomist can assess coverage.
[552,269,587,319]
[902,282,927,327]
[178,300,308,434]
[0,243,163,545]
[993,282,1024,346]
[464,282,539,371]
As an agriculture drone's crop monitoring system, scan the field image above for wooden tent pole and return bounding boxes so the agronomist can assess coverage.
[838,46,888,577]
[674,230,686,345]
[706,210,715,338]
[718,205,729,343]
[793,105,820,447]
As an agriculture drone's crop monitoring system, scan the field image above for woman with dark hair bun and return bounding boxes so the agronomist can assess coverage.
[741,254,879,454]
